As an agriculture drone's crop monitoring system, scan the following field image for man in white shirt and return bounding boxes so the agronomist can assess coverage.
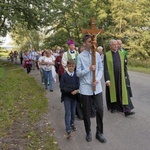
[76,34,106,143]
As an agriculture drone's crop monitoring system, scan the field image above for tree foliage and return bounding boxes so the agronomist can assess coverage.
[0,0,51,36]
[1,0,149,59]
[10,23,45,51]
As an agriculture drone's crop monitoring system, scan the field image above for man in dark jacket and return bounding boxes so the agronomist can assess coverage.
[104,39,135,117]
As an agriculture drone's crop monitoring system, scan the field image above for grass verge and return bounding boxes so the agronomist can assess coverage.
[128,66,150,74]
[0,60,59,150]
[0,51,9,58]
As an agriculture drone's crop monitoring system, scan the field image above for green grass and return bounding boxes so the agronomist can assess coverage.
[127,57,150,74]
[0,51,9,58]
[128,66,150,74]
[0,65,5,78]
[0,60,59,150]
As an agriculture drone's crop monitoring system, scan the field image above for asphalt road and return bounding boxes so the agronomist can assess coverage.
[30,70,150,150]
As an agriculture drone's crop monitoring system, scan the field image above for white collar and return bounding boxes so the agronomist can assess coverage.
[69,49,76,54]
[67,71,74,76]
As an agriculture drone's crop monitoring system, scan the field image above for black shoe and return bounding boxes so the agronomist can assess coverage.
[90,114,96,118]
[50,90,53,92]
[96,132,107,143]
[125,111,135,117]
[110,109,116,113]
[86,132,92,142]
[71,124,77,131]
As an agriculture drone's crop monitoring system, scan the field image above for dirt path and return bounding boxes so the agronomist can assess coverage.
[29,68,107,150]
[28,68,150,150]
[29,69,87,150]
[29,69,111,150]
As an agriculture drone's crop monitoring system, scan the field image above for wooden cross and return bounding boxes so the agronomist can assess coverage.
[82,17,104,91]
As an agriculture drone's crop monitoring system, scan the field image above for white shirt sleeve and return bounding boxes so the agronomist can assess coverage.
[52,55,56,61]
[38,56,43,62]
[62,52,68,69]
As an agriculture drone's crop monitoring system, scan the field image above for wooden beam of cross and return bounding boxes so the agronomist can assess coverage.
[82,17,104,91]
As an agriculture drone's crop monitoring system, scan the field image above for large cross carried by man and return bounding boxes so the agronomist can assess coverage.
[82,17,104,91]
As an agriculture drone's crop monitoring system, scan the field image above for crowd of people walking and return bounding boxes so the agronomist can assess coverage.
[8,35,135,143]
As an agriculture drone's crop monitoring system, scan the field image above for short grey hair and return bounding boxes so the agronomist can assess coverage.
[109,39,116,46]
[97,46,103,50]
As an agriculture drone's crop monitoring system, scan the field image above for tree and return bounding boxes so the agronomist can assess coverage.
[1,0,149,60]
[0,0,52,37]
[44,0,108,47]
[10,23,45,51]
[108,0,150,59]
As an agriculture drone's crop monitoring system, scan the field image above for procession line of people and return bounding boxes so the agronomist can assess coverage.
[59,36,135,142]
[11,35,135,143]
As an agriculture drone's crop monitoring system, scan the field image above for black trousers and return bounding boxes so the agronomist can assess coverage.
[20,57,23,64]
[26,64,31,73]
[81,93,103,134]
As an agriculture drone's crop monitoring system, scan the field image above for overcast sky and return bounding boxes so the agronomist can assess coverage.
[1,34,13,47]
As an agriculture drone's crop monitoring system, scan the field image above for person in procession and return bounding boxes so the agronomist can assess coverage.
[97,46,104,62]
[19,50,24,65]
[62,39,79,71]
[117,39,127,63]
[29,49,38,70]
[60,59,79,138]
[23,51,32,74]
[38,50,46,84]
[78,45,85,54]
[104,39,135,116]
[117,39,133,97]
[55,49,65,82]
[40,50,55,92]
[76,34,106,143]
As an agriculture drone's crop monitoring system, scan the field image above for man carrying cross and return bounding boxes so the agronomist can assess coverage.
[76,34,106,143]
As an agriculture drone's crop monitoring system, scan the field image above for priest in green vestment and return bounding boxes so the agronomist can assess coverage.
[62,39,79,71]
[117,39,132,97]
[104,39,135,117]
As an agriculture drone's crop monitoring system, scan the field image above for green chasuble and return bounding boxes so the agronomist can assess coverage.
[121,48,127,60]
[106,51,128,105]
[67,51,78,64]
